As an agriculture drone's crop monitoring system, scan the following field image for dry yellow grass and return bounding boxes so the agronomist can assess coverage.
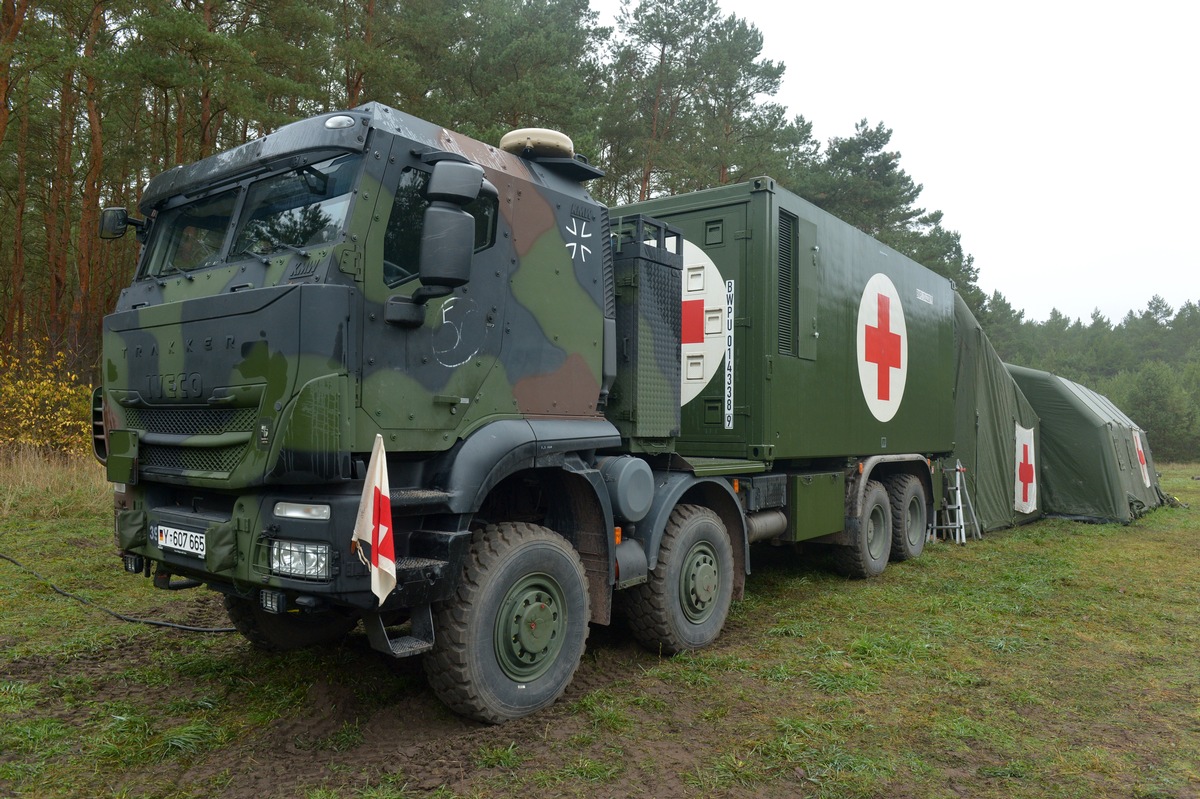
[0,448,109,521]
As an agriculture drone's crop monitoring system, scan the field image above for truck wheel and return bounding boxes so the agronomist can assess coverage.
[222,595,358,651]
[885,474,927,561]
[834,480,892,578]
[424,523,589,724]
[623,504,734,655]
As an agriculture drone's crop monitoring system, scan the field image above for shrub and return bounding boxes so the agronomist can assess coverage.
[0,341,93,457]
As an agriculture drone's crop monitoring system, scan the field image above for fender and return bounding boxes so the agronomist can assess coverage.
[636,470,749,584]
[854,454,934,516]
[436,418,622,514]
[819,454,934,547]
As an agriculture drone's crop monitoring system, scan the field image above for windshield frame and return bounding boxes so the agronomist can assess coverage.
[137,152,365,281]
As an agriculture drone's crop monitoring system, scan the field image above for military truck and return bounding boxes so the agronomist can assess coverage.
[94,103,956,723]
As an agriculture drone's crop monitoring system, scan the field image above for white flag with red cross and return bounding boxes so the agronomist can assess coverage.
[352,434,397,605]
[1014,423,1037,514]
[1133,430,1152,488]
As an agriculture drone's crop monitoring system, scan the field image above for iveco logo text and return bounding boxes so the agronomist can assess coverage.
[122,336,237,358]
[147,372,203,400]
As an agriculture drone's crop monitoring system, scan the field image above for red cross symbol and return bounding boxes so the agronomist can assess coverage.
[682,299,704,345]
[1135,438,1146,467]
[864,294,902,401]
[1018,443,1035,502]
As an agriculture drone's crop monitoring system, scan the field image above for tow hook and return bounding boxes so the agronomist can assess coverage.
[153,566,202,591]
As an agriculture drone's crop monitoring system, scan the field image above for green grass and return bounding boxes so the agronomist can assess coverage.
[1,455,1198,798]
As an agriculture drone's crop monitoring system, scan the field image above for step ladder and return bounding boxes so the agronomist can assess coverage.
[936,460,981,544]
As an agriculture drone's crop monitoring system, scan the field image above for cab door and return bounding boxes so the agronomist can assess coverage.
[357,153,505,445]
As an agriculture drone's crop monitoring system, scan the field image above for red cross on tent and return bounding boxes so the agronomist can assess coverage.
[1013,423,1037,514]
[1018,444,1034,503]
[864,294,902,401]
[1133,430,1151,488]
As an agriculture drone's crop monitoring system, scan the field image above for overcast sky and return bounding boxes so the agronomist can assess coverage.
[595,0,1198,323]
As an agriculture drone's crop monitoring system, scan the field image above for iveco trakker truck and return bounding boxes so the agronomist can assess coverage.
[94,103,955,722]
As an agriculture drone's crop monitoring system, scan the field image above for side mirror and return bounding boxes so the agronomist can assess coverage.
[426,161,484,204]
[418,203,475,289]
[99,207,130,239]
[385,161,484,328]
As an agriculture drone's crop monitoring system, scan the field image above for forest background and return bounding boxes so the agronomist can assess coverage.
[0,0,1197,460]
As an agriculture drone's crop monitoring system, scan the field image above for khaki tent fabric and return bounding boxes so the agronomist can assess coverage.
[950,294,1042,531]
[1006,364,1163,524]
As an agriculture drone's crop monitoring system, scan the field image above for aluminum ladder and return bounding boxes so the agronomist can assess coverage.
[936,460,981,544]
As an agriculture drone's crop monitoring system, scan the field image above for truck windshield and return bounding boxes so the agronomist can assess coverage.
[141,153,363,279]
[232,153,361,259]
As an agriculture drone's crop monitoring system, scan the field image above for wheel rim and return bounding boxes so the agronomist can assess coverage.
[906,496,924,548]
[867,502,889,560]
[494,572,567,682]
[679,540,721,624]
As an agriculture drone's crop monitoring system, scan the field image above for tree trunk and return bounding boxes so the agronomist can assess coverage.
[0,0,31,150]
[73,0,105,365]
[45,66,78,344]
[2,72,29,349]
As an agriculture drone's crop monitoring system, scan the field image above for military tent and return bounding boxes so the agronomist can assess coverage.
[950,294,1042,532]
[1005,364,1162,524]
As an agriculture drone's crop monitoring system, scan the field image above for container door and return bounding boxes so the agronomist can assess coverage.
[668,201,753,458]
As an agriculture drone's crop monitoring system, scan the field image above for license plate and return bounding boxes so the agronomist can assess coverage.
[156,524,206,558]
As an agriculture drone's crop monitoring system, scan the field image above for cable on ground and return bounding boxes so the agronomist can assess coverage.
[0,552,235,633]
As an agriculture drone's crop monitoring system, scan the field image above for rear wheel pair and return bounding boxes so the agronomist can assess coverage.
[834,474,927,578]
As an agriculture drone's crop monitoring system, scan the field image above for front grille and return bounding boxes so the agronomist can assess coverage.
[141,443,248,474]
[125,407,257,437]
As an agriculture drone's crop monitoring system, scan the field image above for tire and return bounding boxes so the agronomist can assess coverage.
[223,595,358,651]
[833,480,892,578]
[885,474,927,561]
[424,523,589,724]
[623,504,734,655]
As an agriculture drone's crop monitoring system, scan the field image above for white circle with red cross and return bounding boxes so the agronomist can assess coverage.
[856,273,907,422]
[679,240,727,405]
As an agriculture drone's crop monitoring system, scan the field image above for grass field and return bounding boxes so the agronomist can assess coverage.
[0,454,1196,798]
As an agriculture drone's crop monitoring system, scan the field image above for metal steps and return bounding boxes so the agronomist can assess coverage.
[363,603,435,658]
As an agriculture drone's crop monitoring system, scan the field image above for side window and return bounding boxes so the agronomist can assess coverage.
[382,167,499,289]
[383,170,428,287]
[466,192,498,253]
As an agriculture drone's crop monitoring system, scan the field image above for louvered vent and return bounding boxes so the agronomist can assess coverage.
[778,211,797,355]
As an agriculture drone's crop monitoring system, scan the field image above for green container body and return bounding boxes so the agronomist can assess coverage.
[616,178,957,465]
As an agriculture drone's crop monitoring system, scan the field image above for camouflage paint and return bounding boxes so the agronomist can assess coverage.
[99,104,624,612]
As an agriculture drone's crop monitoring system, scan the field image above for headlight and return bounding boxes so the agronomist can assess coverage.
[269,541,330,579]
[273,502,331,520]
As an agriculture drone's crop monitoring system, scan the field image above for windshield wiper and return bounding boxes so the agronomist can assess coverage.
[264,235,311,260]
[236,234,311,263]
[233,243,270,265]
[157,263,194,286]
